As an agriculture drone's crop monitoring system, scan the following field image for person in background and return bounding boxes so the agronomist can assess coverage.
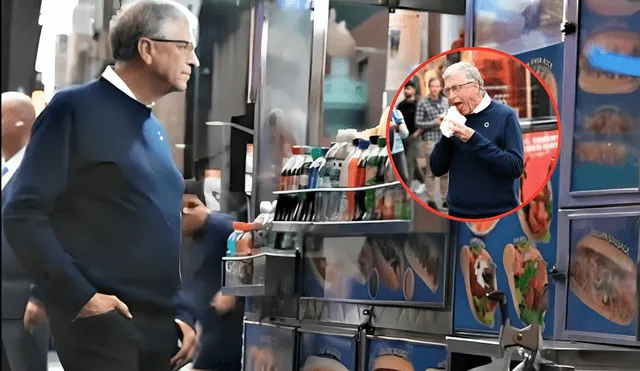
[3,1,201,370]
[396,80,426,194]
[416,77,450,211]
[430,62,524,219]
[387,107,410,184]
[181,179,243,371]
[1,92,50,371]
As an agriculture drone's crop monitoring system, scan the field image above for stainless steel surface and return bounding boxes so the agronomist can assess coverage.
[446,335,639,358]
[319,0,465,14]
[298,324,359,336]
[222,249,298,297]
[371,305,452,334]
[464,0,474,47]
[307,0,329,147]
[299,299,373,326]
[271,220,412,236]
[554,206,640,347]
[367,331,447,347]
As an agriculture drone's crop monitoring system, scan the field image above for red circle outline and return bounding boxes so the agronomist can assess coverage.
[385,46,563,223]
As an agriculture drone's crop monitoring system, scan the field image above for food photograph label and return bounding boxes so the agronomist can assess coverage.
[299,332,357,371]
[453,163,560,337]
[367,339,447,371]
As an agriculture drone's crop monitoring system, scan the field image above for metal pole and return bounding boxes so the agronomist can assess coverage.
[306,0,329,148]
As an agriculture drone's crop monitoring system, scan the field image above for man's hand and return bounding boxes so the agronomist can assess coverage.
[450,120,475,142]
[76,293,132,319]
[23,299,47,333]
[211,291,237,315]
[171,319,197,369]
[182,194,211,235]
[433,116,444,127]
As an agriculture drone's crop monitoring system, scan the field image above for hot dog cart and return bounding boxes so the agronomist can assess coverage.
[215,1,639,370]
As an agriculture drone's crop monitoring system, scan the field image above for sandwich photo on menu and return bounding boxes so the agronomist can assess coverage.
[503,237,549,327]
[372,239,405,291]
[517,158,553,243]
[586,0,640,16]
[372,353,414,371]
[569,230,638,326]
[578,30,640,95]
[467,220,500,237]
[404,235,442,293]
[301,354,349,371]
[460,238,499,327]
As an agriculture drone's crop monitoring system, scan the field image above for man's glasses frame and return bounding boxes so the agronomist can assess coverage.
[443,81,477,97]
[147,38,195,53]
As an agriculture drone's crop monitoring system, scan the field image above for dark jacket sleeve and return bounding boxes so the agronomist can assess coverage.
[429,136,455,177]
[177,212,235,327]
[3,97,97,319]
[466,112,525,178]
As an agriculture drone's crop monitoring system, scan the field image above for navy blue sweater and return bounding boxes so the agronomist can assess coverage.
[430,100,524,216]
[2,78,196,326]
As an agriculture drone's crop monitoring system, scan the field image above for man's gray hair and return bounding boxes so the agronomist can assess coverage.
[110,0,198,61]
[442,62,485,88]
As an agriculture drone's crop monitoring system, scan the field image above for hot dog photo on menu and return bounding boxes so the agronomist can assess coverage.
[569,230,638,326]
[517,157,554,243]
[503,236,549,327]
[460,238,498,327]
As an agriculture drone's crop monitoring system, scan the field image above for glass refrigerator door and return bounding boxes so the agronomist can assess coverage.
[555,206,639,346]
[559,0,640,207]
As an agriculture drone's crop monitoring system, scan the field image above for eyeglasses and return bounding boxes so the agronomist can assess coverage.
[148,38,195,53]
[442,81,476,97]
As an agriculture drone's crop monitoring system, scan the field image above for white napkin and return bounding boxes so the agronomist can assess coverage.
[440,106,467,138]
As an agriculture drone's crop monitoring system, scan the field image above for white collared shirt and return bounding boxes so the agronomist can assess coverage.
[101,66,155,108]
[472,92,492,114]
[2,147,26,190]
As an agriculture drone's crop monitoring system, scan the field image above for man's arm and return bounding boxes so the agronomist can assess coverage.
[3,97,97,318]
[465,113,525,178]
[429,136,455,177]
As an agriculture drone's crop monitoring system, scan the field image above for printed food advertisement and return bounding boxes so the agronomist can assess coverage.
[302,234,447,306]
[453,164,560,336]
[473,0,564,54]
[368,339,447,371]
[514,42,564,117]
[566,215,639,337]
[571,2,640,192]
[299,332,356,371]
[244,322,296,371]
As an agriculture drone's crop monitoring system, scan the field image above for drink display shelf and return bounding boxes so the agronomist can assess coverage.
[273,181,401,195]
[270,219,412,236]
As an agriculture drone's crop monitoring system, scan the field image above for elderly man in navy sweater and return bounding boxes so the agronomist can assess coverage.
[429,62,524,219]
[3,1,201,370]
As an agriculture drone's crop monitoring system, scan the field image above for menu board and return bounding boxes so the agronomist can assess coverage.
[367,338,447,370]
[473,0,564,54]
[515,42,564,119]
[243,322,296,371]
[570,2,640,192]
[453,163,560,337]
[299,332,357,371]
[302,234,447,307]
[566,215,639,337]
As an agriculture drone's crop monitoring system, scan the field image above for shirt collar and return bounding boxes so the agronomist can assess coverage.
[101,66,155,108]
[472,92,492,114]
[2,147,26,190]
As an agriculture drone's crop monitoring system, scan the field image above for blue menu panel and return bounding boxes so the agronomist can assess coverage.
[299,332,356,371]
[303,234,447,306]
[570,2,640,192]
[566,215,639,337]
[453,163,560,337]
[368,338,447,370]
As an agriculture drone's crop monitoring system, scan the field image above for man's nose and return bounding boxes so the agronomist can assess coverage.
[188,51,200,67]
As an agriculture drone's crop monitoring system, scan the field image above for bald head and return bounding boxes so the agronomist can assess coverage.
[1,92,36,160]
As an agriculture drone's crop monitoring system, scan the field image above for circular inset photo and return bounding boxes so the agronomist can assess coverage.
[368,268,380,299]
[387,46,561,223]
[403,267,415,301]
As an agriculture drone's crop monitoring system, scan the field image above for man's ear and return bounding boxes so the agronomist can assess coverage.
[137,39,153,65]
